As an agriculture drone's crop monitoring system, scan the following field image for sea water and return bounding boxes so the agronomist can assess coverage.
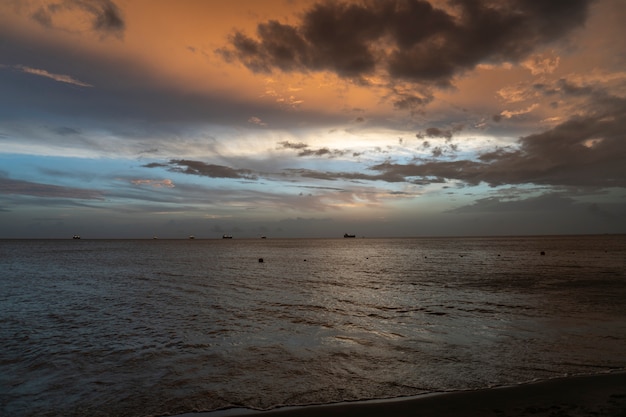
[1,236,625,416]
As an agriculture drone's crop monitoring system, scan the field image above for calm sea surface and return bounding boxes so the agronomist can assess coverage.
[1,236,625,416]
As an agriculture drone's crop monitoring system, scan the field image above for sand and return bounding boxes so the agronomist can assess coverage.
[176,372,626,417]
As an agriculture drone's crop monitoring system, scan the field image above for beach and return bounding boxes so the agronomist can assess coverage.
[186,372,626,417]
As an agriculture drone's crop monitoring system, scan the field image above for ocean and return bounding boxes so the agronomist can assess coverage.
[1,236,625,416]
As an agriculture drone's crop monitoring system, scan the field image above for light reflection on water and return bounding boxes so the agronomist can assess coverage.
[1,236,625,416]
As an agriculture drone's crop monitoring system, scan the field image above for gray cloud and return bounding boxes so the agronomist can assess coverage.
[0,177,104,200]
[392,93,434,112]
[449,189,623,223]
[219,0,591,86]
[371,159,478,184]
[298,147,345,157]
[416,125,463,140]
[31,0,124,37]
[286,168,407,184]
[372,88,626,188]
[278,141,309,150]
[144,160,258,180]
[292,185,347,192]
[449,193,578,214]
[52,126,81,136]
[278,141,348,157]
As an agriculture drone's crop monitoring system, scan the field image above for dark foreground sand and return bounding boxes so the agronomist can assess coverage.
[177,372,626,417]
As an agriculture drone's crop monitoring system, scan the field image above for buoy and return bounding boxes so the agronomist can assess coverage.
[258,258,264,263]
[540,251,545,256]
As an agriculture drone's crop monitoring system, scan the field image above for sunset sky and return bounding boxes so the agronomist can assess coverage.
[1,0,625,238]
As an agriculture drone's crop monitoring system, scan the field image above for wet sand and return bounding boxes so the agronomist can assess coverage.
[177,372,626,417]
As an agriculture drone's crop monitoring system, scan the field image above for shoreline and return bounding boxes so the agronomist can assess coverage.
[173,371,626,417]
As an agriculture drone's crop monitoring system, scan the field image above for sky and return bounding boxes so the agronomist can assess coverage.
[1,0,625,238]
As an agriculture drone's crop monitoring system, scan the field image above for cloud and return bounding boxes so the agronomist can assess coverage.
[277,141,348,157]
[367,74,626,189]
[52,126,81,135]
[278,141,308,150]
[16,65,93,87]
[416,126,463,140]
[497,83,541,103]
[31,0,125,37]
[292,184,347,192]
[219,0,592,86]
[371,159,480,185]
[130,179,175,188]
[414,127,462,158]
[522,51,560,75]
[285,168,410,184]
[372,95,626,188]
[500,103,540,119]
[448,190,623,225]
[0,177,104,200]
[489,113,626,187]
[298,147,345,157]
[144,160,258,180]
[587,202,617,220]
[262,79,305,109]
[392,92,434,113]
[248,116,268,127]
[448,192,577,214]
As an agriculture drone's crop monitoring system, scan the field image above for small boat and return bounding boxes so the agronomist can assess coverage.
[260,236,267,239]
[222,234,233,239]
[72,234,81,239]
[189,235,195,239]
[344,233,356,238]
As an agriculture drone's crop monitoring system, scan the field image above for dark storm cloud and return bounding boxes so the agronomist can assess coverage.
[219,0,591,85]
[0,177,104,200]
[372,93,626,188]
[31,0,125,37]
[144,160,258,180]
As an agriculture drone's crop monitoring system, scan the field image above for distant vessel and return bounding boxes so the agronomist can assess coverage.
[260,236,267,239]
[222,234,233,239]
[72,235,81,239]
[344,233,356,238]
[189,235,195,239]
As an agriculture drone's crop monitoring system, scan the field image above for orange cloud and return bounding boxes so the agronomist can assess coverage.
[131,179,174,188]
